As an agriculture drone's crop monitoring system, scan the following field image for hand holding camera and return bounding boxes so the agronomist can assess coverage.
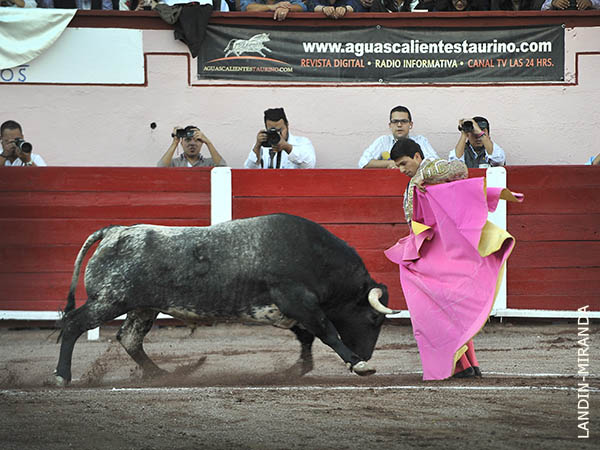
[458,118,483,135]
[14,138,32,153]
[171,126,196,140]
[3,137,33,164]
[255,127,283,150]
[263,128,282,148]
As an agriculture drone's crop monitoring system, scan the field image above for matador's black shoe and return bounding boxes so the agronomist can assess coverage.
[472,366,483,378]
[452,367,476,378]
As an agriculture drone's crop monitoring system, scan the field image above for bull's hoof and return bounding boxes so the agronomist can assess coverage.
[351,361,376,376]
[54,374,70,387]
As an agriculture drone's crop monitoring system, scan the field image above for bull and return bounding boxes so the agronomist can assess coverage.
[55,214,398,386]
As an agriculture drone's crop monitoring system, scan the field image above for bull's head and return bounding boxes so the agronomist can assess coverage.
[330,285,400,362]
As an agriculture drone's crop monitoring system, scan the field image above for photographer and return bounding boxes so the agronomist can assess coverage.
[157,125,226,167]
[0,120,46,167]
[244,108,316,169]
[448,116,506,168]
[587,154,600,166]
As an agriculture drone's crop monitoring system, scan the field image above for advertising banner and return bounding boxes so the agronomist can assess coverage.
[198,25,564,83]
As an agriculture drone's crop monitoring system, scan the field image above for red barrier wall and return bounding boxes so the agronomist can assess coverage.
[0,168,211,311]
[1,166,598,314]
[506,166,599,311]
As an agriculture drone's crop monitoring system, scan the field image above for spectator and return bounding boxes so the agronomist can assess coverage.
[0,0,36,6]
[1,120,47,167]
[78,0,113,8]
[414,0,435,9]
[144,0,230,10]
[125,0,153,9]
[36,0,114,8]
[240,0,306,21]
[541,0,599,9]
[491,0,541,9]
[157,125,226,167]
[354,0,418,11]
[587,154,600,165]
[307,0,356,18]
[433,0,490,10]
[358,105,438,169]
[448,116,505,168]
[244,107,316,169]
[353,0,372,9]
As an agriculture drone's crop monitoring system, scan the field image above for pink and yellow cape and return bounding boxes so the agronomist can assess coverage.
[385,177,523,380]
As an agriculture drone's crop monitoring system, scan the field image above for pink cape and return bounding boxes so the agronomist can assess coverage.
[385,177,523,380]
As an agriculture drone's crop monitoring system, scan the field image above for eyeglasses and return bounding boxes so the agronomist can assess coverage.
[390,119,410,125]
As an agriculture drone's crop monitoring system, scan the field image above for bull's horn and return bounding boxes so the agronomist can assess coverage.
[368,288,401,315]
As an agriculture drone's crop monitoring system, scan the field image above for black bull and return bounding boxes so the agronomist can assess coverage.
[55,214,398,385]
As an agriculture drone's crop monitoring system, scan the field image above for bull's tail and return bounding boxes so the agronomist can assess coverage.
[64,226,119,315]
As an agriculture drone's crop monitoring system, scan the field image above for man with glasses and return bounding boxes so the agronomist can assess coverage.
[358,105,438,168]
[157,125,226,167]
[244,107,316,169]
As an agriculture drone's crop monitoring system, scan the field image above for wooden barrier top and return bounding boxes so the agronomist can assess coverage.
[69,10,600,30]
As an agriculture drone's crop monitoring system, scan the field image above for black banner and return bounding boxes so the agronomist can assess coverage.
[197,25,564,83]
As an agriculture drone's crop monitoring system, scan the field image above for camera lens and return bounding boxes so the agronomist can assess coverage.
[15,138,32,153]
[264,128,280,147]
[461,121,474,132]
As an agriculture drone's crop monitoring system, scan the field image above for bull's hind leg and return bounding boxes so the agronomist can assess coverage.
[288,325,315,376]
[116,309,165,379]
[55,302,126,386]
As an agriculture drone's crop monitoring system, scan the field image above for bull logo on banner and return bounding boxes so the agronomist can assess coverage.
[223,33,272,57]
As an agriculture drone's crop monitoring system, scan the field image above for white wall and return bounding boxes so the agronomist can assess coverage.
[1,27,599,168]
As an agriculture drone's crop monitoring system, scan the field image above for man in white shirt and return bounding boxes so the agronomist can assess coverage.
[0,120,46,167]
[448,116,505,168]
[586,154,600,165]
[358,105,438,168]
[244,108,316,169]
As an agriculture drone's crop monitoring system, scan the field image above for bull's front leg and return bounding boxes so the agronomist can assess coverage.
[275,286,375,376]
[316,320,376,376]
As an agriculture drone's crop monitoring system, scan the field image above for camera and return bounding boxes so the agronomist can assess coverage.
[458,120,474,133]
[263,128,281,147]
[172,128,195,139]
[14,138,32,153]
[459,119,488,133]
[567,0,577,9]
